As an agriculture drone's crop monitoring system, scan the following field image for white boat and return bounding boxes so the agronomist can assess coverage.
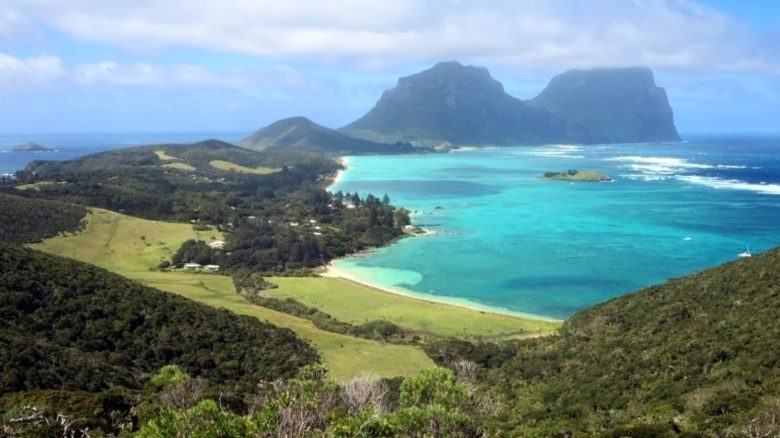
[683,236,693,241]
[737,246,752,258]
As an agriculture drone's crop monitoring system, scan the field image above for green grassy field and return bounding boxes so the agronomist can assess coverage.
[209,159,280,174]
[153,150,196,171]
[163,162,196,171]
[266,277,559,338]
[32,208,223,273]
[32,209,434,379]
[153,150,181,161]
[15,181,62,191]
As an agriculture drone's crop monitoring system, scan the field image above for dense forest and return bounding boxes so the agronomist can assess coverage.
[2,140,410,273]
[0,244,318,433]
[478,247,780,436]
[0,193,86,243]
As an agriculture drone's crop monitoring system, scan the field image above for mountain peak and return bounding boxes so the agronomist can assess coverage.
[240,116,415,155]
[342,62,680,146]
[530,67,681,143]
[395,60,505,96]
[341,61,532,146]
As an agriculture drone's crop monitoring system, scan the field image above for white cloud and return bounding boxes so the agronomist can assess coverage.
[0,53,64,88]
[0,51,331,100]
[72,61,248,87]
[2,0,778,73]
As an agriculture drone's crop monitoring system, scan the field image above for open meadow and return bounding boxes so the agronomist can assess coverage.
[32,209,435,378]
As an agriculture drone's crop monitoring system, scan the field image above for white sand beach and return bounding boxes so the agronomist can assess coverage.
[326,156,349,192]
[321,262,562,323]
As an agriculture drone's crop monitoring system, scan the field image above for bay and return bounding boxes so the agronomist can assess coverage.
[332,134,780,319]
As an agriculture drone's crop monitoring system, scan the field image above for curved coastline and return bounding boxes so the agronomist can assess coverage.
[322,261,561,323]
[325,155,562,324]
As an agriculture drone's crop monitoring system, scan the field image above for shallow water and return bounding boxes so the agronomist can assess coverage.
[332,134,780,319]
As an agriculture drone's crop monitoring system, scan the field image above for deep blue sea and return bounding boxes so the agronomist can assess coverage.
[0,132,246,176]
[332,134,780,319]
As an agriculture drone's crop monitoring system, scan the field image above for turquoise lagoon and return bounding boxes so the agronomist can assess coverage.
[331,135,780,319]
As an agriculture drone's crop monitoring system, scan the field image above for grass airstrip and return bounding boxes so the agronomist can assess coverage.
[33,209,559,378]
[153,150,197,171]
[266,277,559,338]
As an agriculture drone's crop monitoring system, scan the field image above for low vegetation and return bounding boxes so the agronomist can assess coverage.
[4,362,492,437]
[244,294,413,343]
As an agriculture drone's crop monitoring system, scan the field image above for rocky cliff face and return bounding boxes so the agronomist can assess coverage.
[341,61,680,146]
[341,61,554,146]
[529,67,681,143]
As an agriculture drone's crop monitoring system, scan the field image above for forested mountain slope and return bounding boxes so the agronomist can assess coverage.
[0,193,86,243]
[491,247,780,436]
[0,243,317,395]
[240,116,417,155]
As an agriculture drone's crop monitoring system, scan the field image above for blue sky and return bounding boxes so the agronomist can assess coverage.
[0,0,778,135]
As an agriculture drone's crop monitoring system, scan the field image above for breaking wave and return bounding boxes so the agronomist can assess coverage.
[606,155,774,195]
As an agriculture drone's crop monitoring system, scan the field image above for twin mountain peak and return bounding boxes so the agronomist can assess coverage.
[240,61,680,154]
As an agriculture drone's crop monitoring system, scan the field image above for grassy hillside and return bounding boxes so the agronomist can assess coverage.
[23,139,323,177]
[266,276,559,339]
[32,208,222,273]
[490,247,780,436]
[33,209,435,379]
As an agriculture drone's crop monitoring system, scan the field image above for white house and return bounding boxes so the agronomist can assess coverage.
[184,263,202,270]
[204,264,220,271]
[208,240,226,250]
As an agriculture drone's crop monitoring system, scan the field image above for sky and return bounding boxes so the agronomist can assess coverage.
[0,0,778,135]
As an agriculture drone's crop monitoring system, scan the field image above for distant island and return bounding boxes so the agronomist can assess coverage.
[11,142,55,152]
[540,169,612,182]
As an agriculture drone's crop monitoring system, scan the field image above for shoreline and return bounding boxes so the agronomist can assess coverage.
[321,262,563,323]
[323,154,560,323]
[325,156,350,192]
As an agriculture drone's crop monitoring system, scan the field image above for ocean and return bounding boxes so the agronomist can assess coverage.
[3,132,778,320]
[332,134,780,319]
